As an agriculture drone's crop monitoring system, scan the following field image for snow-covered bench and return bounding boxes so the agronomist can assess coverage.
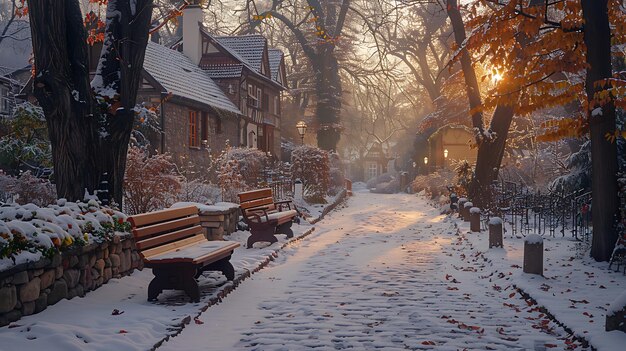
[128,206,239,302]
[238,188,299,248]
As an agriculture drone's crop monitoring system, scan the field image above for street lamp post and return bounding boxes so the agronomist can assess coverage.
[296,121,307,145]
[423,156,429,174]
[443,148,449,169]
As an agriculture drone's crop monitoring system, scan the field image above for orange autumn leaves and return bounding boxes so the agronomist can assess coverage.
[458,0,626,142]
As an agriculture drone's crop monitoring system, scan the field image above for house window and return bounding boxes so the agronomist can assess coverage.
[0,87,9,113]
[366,162,378,180]
[274,96,279,115]
[256,88,262,109]
[216,116,222,134]
[201,112,209,146]
[263,93,269,112]
[189,111,199,147]
[248,131,256,148]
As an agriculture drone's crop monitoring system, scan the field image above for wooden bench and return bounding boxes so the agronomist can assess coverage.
[128,206,240,302]
[238,188,299,248]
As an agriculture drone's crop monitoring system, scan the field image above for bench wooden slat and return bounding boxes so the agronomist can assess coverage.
[191,243,240,264]
[238,188,273,203]
[132,216,199,240]
[240,197,274,211]
[128,206,198,228]
[141,233,206,260]
[135,225,203,251]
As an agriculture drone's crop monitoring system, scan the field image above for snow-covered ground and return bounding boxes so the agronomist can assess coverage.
[1,189,625,350]
[158,190,617,350]
[454,213,626,350]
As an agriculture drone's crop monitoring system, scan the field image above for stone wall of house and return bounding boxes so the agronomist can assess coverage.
[0,235,142,327]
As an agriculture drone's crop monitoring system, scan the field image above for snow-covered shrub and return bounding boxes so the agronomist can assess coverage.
[218,158,245,202]
[0,102,51,171]
[366,172,396,190]
[0,170,57,206]
[176,159,220,204]
[291,145,330,203]
[0,200,129,262]
[216,145,268,202]
[411,170,455,198]
[177,179,220,204]
[123,146,182,215]
[550,140,591,193]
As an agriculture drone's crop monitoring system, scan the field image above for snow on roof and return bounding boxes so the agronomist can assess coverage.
[143,42,241,115]
[268,48,282,82]
[201,64,244,79]
[215,34,266,72]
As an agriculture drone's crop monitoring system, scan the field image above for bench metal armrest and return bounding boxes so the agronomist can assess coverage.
[246,209,270,223]
[274,200,293,211]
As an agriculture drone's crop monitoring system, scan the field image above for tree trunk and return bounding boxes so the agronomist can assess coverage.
[581,0,619,262]
[93,0,154,206]
[28,0,154,207]
[28,0,99,200]
[313,49,342,151]
[446,0,484,133]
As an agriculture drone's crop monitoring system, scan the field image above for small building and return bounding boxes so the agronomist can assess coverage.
[363,143,394,181]
[0,67,30,119]
[427,124,477,169]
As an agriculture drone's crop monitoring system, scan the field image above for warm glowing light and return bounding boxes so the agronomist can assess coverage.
[491,71,503,83]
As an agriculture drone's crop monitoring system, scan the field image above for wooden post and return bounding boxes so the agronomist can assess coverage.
[488,217,503,248]
[463,201,473,222]
[523,234,543,275]
[458,198,467,218]
[470,207,481,232]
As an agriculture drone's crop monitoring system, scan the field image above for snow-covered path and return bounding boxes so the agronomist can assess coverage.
[160,191,580,351]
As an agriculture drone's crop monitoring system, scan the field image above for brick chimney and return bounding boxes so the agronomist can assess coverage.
[182,1,202,65]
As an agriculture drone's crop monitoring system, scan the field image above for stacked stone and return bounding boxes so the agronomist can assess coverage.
[199,208,239,241]
[0,234,142,327]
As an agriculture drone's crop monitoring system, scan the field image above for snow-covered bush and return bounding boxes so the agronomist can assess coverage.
[0,170,57,206]
[0,102,51,171]
[123,146,182,215]
[0,200,129,262]
[218,158,245,202]
[216,145,268,202]
[177,179,220,204]
[366,172,396,190]
[411,170,455,198]
[291,145,330,203]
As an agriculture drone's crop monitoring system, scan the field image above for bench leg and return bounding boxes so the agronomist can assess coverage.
[201,256,236,281]
[276,221,294,238]
[149,265,200,302]
[247,224,278,248]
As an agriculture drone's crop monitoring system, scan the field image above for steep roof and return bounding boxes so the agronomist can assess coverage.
[268,48,283,82]
[214,35,266,72]
[143,42,240,115]
[201,64,244,79]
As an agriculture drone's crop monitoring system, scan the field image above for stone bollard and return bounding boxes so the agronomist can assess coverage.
[470,207,481,232]
[606,291,626,332]
[488,217,503,248]
[463,201,473,222]
[523,234,543,275]
[458,198,468,218]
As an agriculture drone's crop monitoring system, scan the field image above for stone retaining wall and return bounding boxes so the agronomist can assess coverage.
[0,234,142,327]
[199,207,239,241]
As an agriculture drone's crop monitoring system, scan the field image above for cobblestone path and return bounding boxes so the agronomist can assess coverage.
[160,192,585,351]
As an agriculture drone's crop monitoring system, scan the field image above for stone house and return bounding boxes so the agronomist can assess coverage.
[427,124,477,170]
[138,3,288,170]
